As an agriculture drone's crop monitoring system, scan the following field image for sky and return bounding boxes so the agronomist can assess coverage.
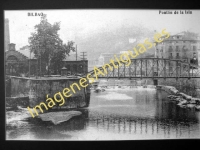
[4,9,200,50]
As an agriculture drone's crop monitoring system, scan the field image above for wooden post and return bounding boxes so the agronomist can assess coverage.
[76,45,77,61]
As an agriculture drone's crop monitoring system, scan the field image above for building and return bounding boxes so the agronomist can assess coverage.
[198,42,200,66]
[5,43,88,76]
[5,43,37,76]
[88,59,99,71]
[97,51,131,66]
[62,54,88,75]
[155,32,200,65]
[98,53,114,65]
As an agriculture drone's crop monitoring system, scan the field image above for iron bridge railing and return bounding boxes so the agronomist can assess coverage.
[85,58,200,79]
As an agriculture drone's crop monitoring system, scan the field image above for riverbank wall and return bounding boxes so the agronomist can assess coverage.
[158,78,200,98]
[6,76,90,109]
[157,85,200,110]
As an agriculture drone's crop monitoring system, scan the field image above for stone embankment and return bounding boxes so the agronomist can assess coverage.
[157,85,200,111]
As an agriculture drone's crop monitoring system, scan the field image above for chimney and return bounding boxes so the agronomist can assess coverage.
[9,43,16,51]
[4,18,10,51]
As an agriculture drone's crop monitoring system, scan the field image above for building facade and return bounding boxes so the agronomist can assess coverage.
[97,52,131,66]
[62,54,88,75]
[98,53,114,65]
[5,43,37,76]
[155,32,200,65]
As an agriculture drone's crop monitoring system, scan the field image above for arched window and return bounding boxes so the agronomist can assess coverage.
[7,55,18,62]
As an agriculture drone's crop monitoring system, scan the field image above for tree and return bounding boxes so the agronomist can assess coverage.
[28,14,75,75]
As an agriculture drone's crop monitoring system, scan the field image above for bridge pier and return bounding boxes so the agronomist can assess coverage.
[153,79,158,86]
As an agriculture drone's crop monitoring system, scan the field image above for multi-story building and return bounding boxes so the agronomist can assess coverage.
[98,53,115,65]
[88,59,99,71]
[155,32,200,65]
[198,42,200,66]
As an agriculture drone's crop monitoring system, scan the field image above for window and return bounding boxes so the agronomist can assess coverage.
[176,46,179,50]
[193,46,196,50]
[7,55,18,61]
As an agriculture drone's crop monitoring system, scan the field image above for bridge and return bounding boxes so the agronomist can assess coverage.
[87,58,200,79]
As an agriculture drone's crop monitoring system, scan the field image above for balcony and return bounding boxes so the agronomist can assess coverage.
[175,56,181,59]
[169,56,173,59]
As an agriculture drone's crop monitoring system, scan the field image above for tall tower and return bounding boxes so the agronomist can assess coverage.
[4,18,10,51]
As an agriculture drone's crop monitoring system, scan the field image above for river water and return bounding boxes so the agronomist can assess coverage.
[6,87,200,140]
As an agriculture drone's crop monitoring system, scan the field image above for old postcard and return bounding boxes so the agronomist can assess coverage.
[5,9,200,140]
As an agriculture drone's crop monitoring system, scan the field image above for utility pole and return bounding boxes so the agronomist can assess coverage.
[76,45,77,61]
[40,53,41,78]
[80,52,87,74]
[80,52,87,60]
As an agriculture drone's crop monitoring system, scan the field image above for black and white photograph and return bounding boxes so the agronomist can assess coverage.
[4,9,200,140]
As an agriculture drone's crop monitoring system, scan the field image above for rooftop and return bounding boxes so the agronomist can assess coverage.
[17,49,37,59]
[164,31,200,41]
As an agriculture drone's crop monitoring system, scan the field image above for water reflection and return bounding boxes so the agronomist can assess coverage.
[6,88,200,140]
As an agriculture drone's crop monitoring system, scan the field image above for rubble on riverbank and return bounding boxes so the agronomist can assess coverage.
[157,85,200,111]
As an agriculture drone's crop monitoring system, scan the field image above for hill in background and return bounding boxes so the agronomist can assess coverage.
[75,25,155,61]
